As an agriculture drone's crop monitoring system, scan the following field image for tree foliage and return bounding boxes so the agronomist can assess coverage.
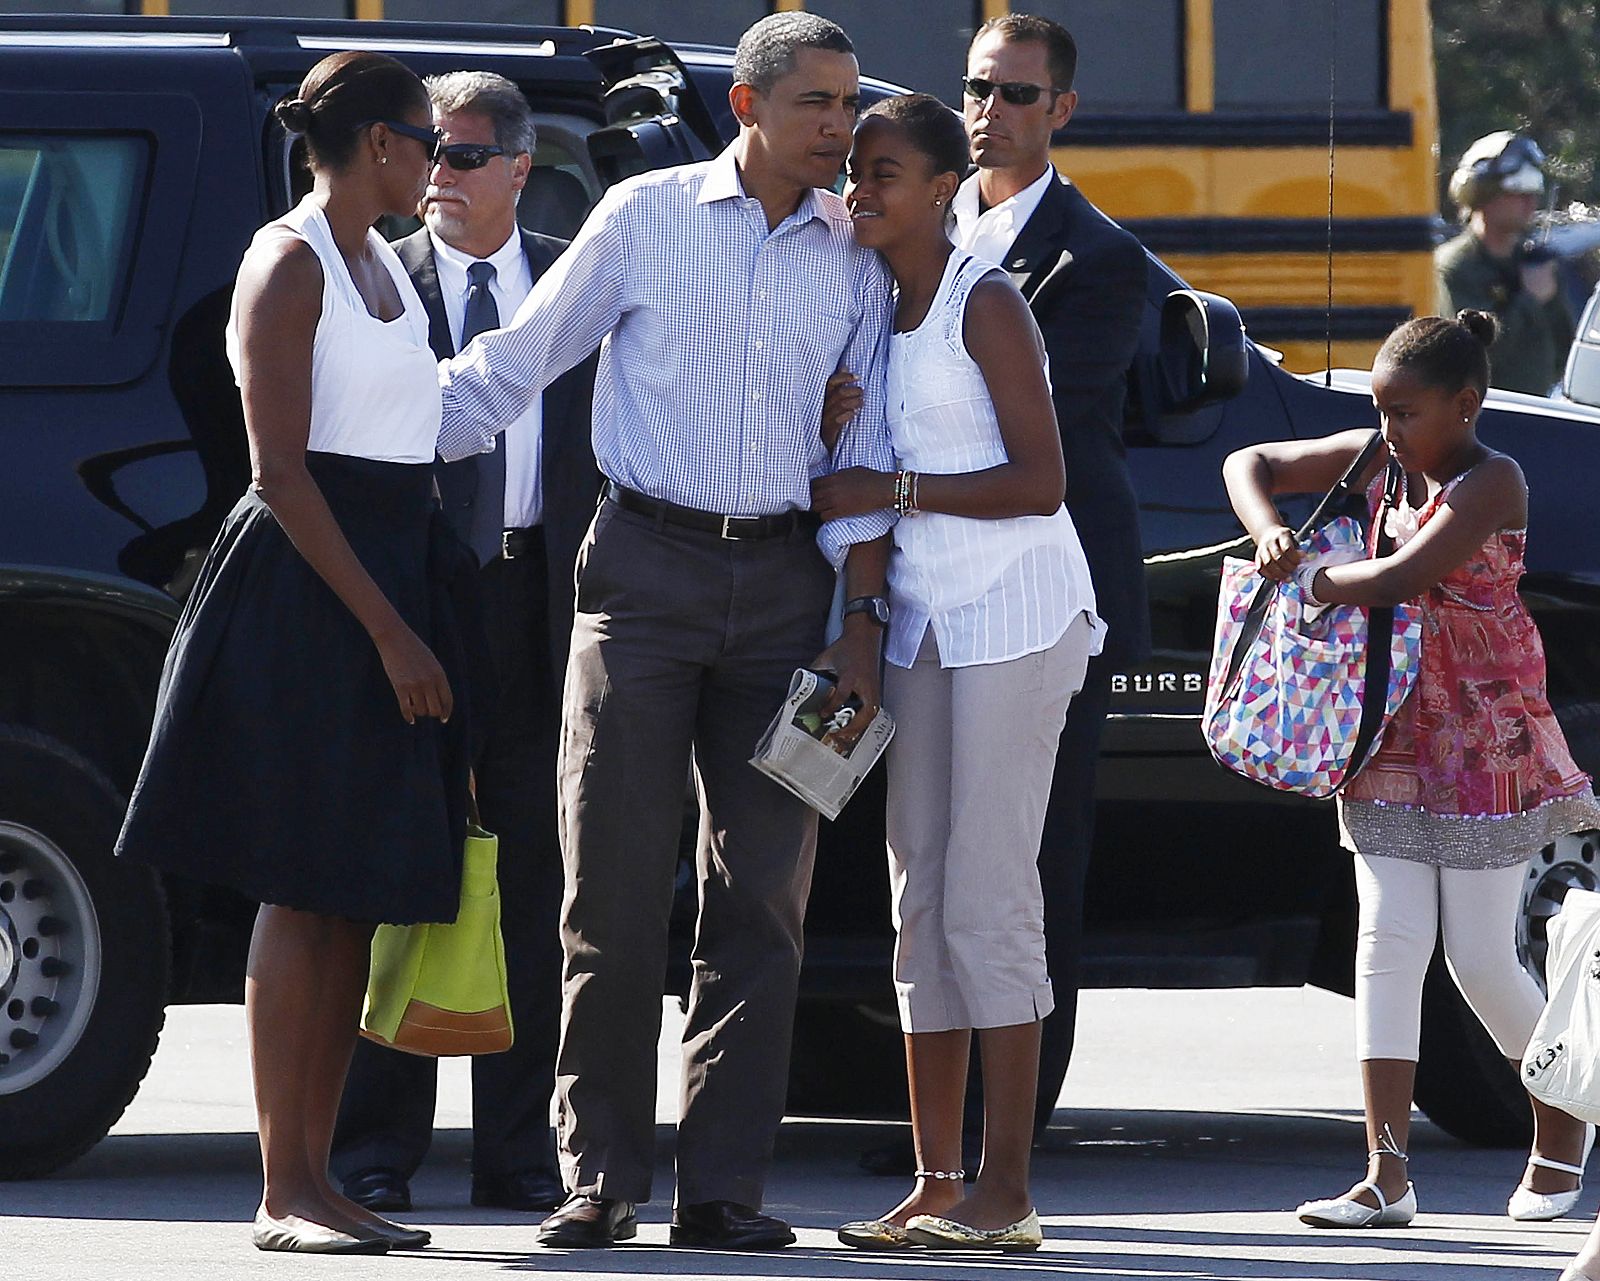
[1434,0,1600,210]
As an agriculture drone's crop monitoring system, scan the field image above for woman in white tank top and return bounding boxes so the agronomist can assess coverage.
[116,52,467,1256]
[815,95,1103,1254]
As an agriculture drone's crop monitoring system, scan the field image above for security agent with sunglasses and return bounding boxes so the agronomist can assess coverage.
[331,69,598,1219]
[1436,131,1574,395]
[939,12,1149,1160]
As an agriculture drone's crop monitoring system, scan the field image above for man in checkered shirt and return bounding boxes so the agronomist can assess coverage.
[438,12,894,1253]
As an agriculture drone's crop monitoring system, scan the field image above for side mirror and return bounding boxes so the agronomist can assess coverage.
[1156,289,1249,413]
[1562,285,1600,408]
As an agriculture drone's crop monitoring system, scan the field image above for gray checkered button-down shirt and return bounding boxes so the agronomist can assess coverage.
[437,146,897,566]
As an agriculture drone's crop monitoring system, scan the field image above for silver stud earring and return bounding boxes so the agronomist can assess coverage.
[381,156,388,165]
[933,198,942,207]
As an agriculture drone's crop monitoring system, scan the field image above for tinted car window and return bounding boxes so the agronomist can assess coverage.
[0,135,144,323]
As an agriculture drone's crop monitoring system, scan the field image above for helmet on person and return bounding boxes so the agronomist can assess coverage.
[1448,131,1547,211]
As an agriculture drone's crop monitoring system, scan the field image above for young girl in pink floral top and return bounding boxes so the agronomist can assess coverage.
[1224,310,1600,1247]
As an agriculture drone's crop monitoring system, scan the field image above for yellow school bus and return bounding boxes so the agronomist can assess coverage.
[1044,0,1438,373]
[130,0,1434,371]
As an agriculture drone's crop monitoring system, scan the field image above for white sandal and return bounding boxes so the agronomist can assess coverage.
[1296,1125,1416,1229]
[1510,1122,1596,1221]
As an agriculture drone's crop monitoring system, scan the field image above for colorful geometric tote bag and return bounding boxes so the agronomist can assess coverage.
[1203,431,1422,798]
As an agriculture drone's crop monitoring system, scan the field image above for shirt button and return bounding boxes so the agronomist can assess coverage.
[753,339,764,350]
[752,391,763,402]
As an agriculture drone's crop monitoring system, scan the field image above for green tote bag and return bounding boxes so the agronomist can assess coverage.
[360,824,514,1056]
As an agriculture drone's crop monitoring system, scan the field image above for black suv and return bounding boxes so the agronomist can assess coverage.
[4,14,1600,1179]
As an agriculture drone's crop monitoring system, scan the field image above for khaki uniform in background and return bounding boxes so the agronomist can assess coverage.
[1435,232,1574,396]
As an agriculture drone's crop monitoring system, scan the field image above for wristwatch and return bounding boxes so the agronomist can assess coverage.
[842,595,891,627]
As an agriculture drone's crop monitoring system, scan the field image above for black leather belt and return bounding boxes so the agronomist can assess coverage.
[604,482,817,540]
[501,526,543,560]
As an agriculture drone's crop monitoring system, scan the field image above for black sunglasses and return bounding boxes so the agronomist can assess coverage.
[360,118,444,162]
[961,76,1061,107]
[437,142,508,172]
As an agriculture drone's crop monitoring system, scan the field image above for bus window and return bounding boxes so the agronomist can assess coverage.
[1035,0,1183,113]
[1214,0,1383,110]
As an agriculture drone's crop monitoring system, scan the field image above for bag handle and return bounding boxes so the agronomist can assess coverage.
[1221,430,1395,697]
[1291,428,1388,542]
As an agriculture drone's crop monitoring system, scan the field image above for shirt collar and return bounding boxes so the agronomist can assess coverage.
[698,143,828,227]
[429,224,523,279]
[954,166,1055,241]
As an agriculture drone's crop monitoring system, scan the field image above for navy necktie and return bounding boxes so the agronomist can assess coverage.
[463,259,500,343]
[463,259,506,564]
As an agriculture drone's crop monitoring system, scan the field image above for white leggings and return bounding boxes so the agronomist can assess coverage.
[1355,853,1542,1062]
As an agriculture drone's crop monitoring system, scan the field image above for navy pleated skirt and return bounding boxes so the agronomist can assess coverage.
[116,451,478,925]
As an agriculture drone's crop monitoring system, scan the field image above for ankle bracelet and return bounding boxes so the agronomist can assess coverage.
[914,1169,964,1180]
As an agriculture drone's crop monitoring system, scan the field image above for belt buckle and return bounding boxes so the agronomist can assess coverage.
[719,514,742,541]
[501,529,518,559]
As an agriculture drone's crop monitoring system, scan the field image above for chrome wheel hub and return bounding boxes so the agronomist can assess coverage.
[1520,830,1600,989]
[0,822,101,1094]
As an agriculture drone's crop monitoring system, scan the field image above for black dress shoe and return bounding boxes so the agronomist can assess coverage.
[342,1167,411,1213]
[670,1201,795,1250]
[536,1193,637,1248]
[471,1170,566,1213]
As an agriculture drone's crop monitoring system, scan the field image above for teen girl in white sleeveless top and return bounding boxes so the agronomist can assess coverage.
[822,95,1102,1253]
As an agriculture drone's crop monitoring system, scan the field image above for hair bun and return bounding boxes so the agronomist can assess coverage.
[274,97,314,135]
[1456,308,1498,348]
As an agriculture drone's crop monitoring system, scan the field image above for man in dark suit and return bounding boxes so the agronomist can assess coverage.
[331,70,598,1215]
[952,13,1150,1141]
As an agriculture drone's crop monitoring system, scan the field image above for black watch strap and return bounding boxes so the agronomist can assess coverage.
[842,595,891,627]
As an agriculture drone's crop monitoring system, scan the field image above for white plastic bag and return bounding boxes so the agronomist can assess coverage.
[1522,888,1600,1124]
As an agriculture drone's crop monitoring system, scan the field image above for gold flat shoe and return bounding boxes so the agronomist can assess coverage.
[837,1218,913,1250]
[905,1208,1042,1251]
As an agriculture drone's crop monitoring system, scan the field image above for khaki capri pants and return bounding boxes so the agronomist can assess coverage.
[884,613,1094,1033]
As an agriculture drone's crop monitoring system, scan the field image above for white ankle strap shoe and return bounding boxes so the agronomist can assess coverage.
[1509,1122,1596,1222]
[1297,1179,1417,1228]
[1297,1125,1416,1228]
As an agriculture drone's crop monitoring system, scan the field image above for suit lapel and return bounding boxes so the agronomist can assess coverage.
[1005,174,1074,302]
[395,230,454,361]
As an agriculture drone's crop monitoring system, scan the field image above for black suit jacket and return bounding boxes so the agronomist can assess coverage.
[1003,175,1151,668]
[394,227,599,682]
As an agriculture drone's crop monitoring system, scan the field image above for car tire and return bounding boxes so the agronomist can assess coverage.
[787,998,906,1119]
[0,725,168,1179]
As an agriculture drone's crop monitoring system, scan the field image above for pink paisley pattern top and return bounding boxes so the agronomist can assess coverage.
[1337,460,1600,868]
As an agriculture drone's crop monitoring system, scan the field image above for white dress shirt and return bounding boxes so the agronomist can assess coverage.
[438,145,896,567]
[952,166,1054,269]
[431,227,543,529]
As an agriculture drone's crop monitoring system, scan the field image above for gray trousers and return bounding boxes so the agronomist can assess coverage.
[555,498,834,1207]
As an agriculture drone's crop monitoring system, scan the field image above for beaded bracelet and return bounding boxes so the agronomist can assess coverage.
[914,1168,965,1180]
[893,469,921,517]
[1293,560,1327,608]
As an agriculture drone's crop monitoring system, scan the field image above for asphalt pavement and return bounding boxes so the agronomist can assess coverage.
[0,988,1588,1280]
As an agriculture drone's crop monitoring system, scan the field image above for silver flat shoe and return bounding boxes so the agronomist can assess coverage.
[904,1208,1042,1251]
[837,1218,913,1250]
[251,1209,390,1254]
[1296,1181,1416,1228]
[1559,1268,1600,1281]
[1510,1122,1595,1222]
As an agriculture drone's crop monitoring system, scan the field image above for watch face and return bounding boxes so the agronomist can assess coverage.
[847,596,890,625]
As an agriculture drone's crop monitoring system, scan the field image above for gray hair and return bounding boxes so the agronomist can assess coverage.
[423,70,536,156]
[732,12,854,95]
